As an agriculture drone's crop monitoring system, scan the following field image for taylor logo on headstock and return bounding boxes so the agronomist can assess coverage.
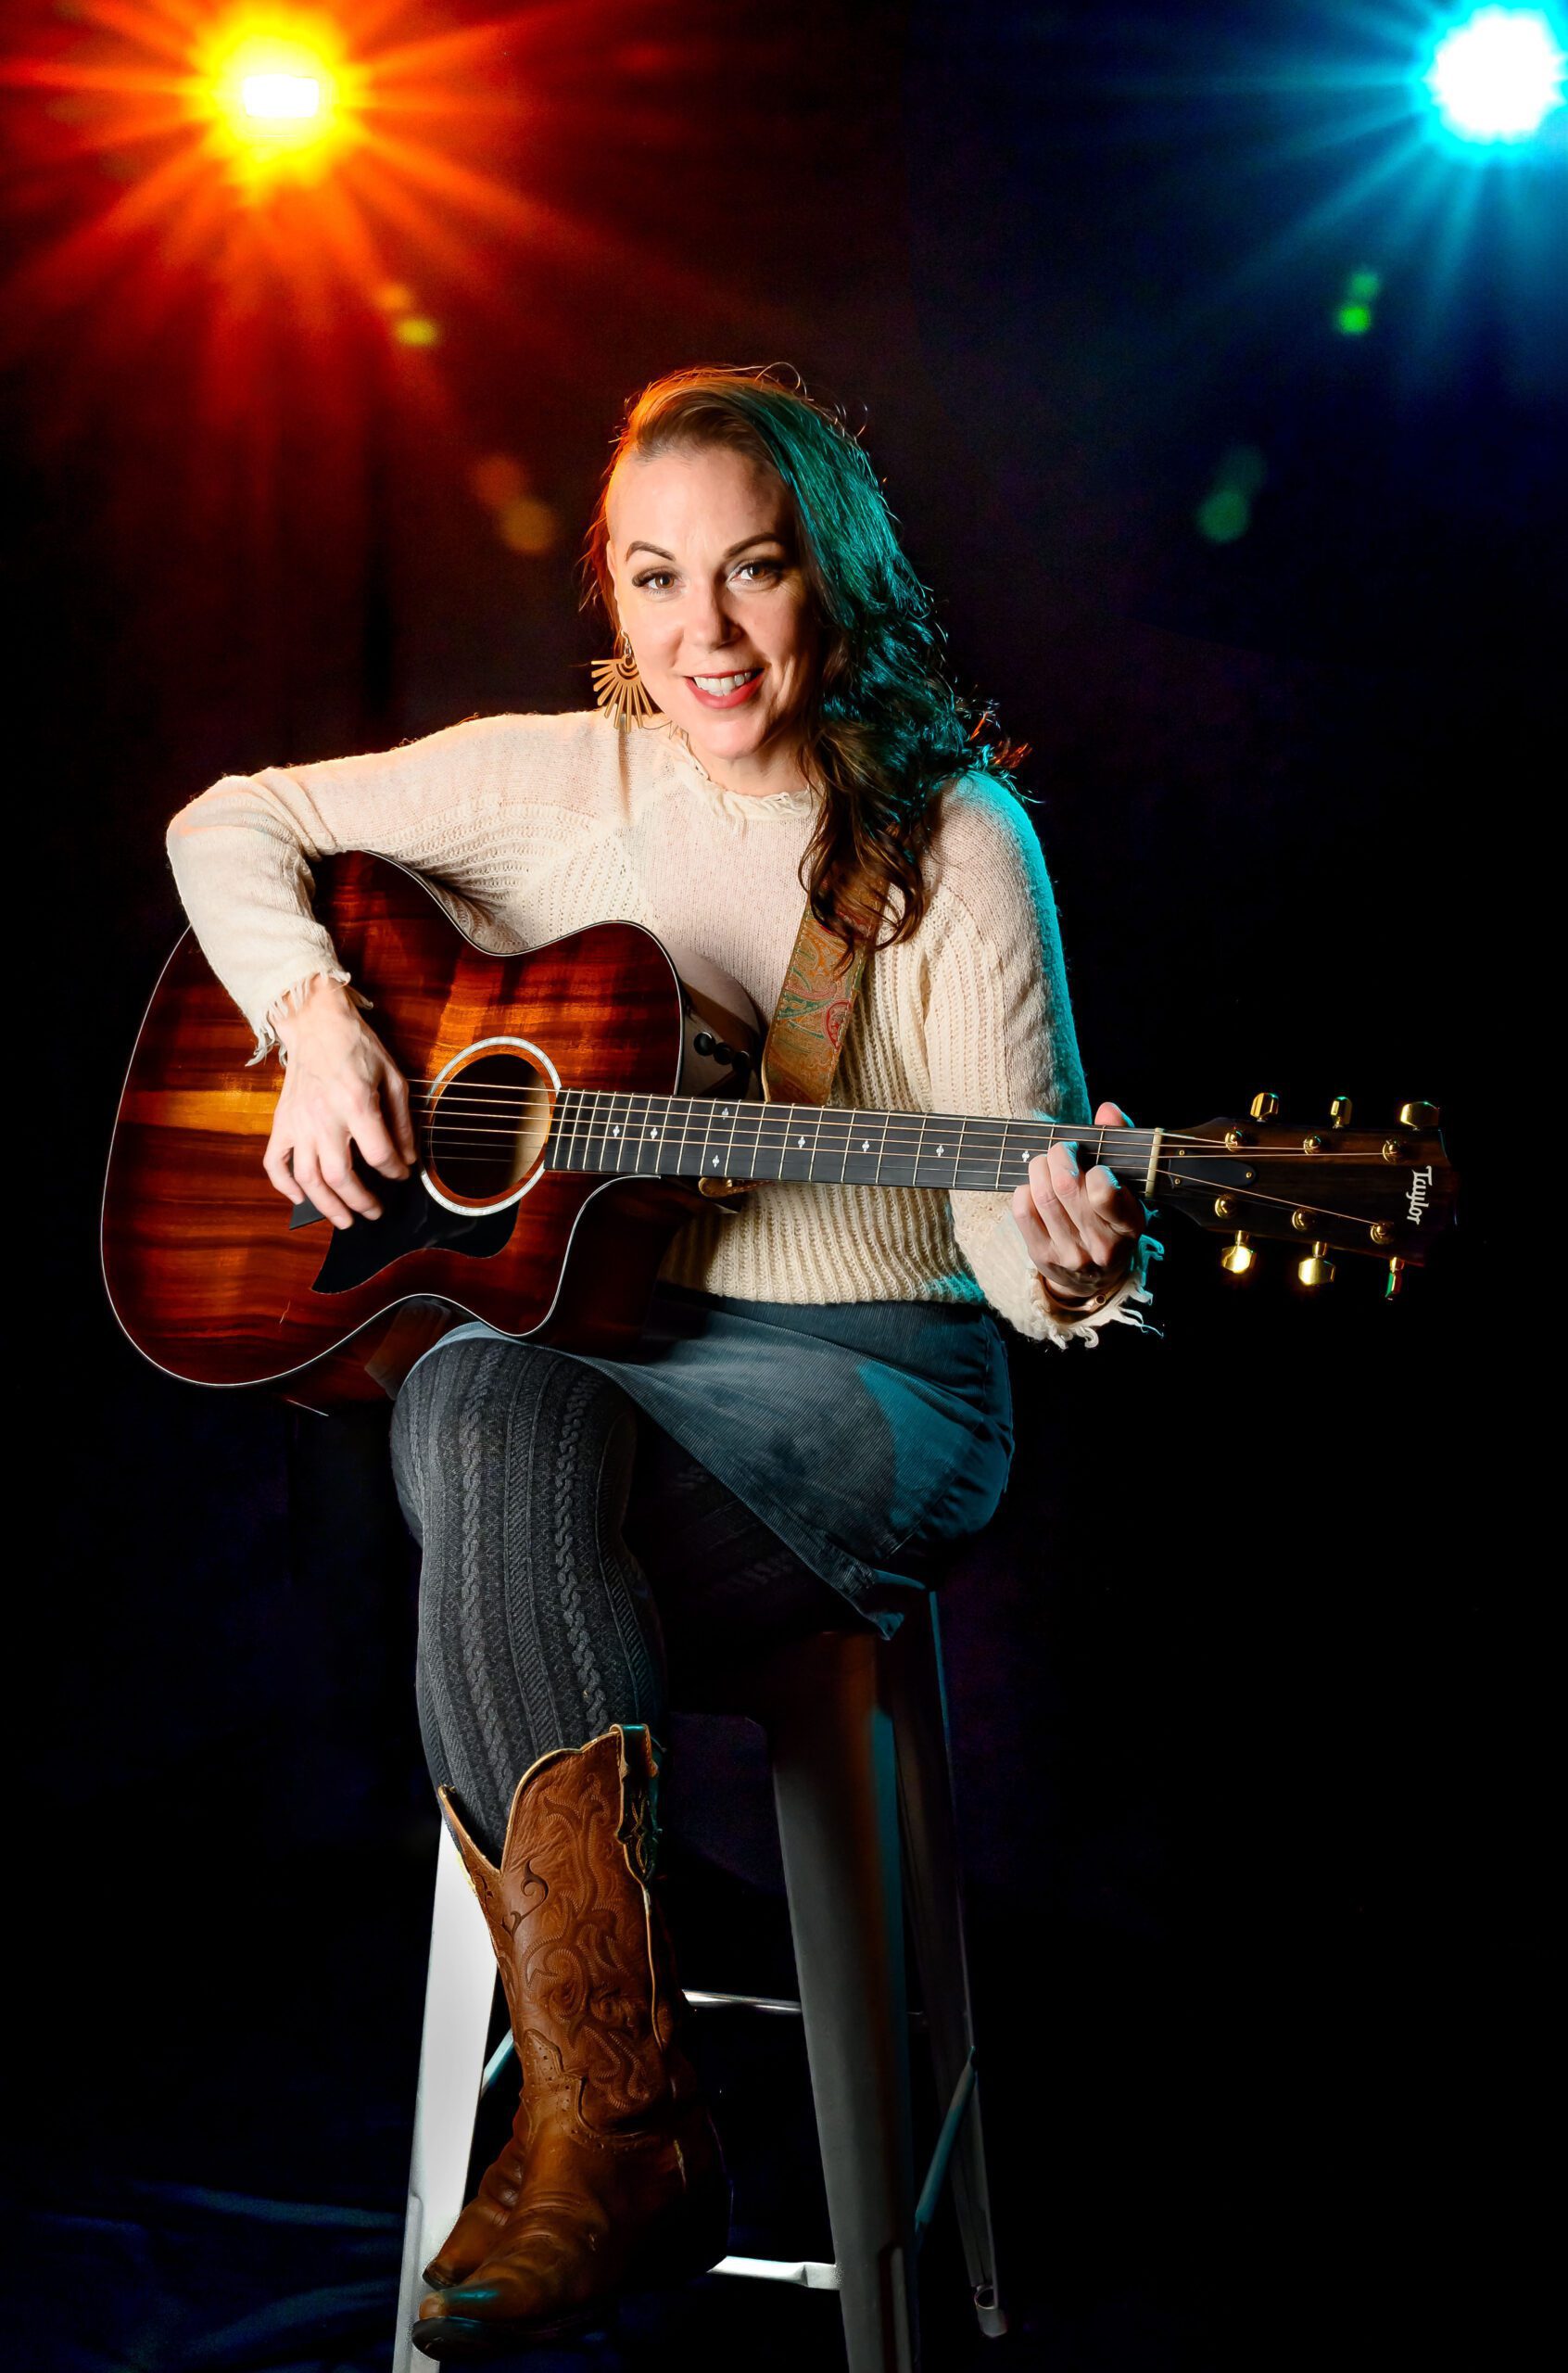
[1176,1092,1455,1298]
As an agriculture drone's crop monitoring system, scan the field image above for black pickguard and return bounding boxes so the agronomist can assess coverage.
[290,1169,519,1294]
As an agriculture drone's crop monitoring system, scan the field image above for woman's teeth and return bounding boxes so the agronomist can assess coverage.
[692,670,760,693]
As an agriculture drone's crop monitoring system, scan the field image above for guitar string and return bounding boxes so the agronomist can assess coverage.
[344,1081,1427,1192]
[418,1113,1402,1167]
[409,1171,1393,1246]
[400,1089,1410,1156]
[419,1135,1397,1229]
[401,1076,1418,1149]
[423,1122,1417,1171]
[397,1076,1417,1152]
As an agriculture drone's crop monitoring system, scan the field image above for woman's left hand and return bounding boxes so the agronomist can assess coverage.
[1011,1100,1146,1308]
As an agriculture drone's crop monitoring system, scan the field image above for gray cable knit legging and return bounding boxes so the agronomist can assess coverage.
[390,1334,856,1858]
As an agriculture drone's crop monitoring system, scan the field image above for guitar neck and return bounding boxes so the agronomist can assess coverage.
[545,1089,1163,1195]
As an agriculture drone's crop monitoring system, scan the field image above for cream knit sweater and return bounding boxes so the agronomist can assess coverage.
[166,708,1153,1345]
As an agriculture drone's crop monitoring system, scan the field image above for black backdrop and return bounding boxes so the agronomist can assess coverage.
[7,3,1549,2367]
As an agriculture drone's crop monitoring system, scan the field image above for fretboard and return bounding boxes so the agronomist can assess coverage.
[545,1089,1161,1195]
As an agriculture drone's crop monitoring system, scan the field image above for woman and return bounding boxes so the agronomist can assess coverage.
[167,365,1155,2357]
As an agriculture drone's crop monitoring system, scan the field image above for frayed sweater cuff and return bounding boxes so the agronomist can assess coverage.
[251,970,371,1066]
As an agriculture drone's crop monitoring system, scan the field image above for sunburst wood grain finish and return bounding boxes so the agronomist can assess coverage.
[103,855,702,1401]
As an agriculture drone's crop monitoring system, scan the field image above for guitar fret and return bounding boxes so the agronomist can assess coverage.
[582,1088,610,1174]
[610,1090,636,1173]
[564,1088,588,1174]
[629,1092,656,1175]
[757,1103,790,1182]
[708,1096,742,1180]
[672,1093,698,1179]
[729,1098,765,1180]
[691,1093,720,1180]
[558,1086,582,1174]
[553,1086,581,1173]
[841,1110,882,1186]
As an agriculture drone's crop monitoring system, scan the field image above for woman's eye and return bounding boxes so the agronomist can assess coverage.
[734,560,783,584]
[632,570,675,590]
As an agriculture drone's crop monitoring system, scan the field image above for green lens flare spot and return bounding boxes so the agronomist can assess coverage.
[1334,302,1373,336]
[1347,269,1383,301]
[1195,488,1250,543]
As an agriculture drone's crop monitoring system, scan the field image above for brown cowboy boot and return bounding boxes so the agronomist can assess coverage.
[411,1725,730,2358]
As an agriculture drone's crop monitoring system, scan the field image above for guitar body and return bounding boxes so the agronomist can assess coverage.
[103,854,728,1404]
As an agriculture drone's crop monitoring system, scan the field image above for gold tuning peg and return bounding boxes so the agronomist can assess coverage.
[1385,1256,1408,1301]
[1220,1230,1256,1275]
[1297,1239,1334,1288]
[1397,1100,1439,1129]
[1330,1097,1353,1128]
[1249,1090,1281,1121]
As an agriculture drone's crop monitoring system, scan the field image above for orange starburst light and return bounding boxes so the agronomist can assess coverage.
[202,15,356,184]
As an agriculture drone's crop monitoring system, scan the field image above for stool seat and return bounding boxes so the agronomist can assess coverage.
[393,1597,1005,2372]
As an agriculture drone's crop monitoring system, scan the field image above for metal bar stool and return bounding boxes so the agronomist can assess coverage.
[392,1598,1005,2373]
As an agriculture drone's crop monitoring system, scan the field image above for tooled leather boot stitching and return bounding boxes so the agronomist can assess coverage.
[412,1725,730,2359]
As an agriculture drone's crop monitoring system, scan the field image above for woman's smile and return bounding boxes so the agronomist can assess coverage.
[687,666,763,708]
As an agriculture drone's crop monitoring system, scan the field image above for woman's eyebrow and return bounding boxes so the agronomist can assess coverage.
[623,533,788,563]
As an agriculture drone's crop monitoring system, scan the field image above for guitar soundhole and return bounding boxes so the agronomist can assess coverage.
[424,1048,553,1209]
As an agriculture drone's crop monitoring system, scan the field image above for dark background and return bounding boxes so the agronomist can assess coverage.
[6,2,1553,2367]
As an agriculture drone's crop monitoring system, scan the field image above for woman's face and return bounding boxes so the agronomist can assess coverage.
[605,443,818,783]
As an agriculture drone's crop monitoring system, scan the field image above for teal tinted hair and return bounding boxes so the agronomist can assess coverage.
[585,364,1021,956]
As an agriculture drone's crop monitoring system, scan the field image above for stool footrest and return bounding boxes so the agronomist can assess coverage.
[710,2253,841,2291]
[688,1987,803,2016]
[480,1984,930,2095]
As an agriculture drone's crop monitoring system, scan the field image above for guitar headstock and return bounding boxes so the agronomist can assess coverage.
[1153,1095,1455,1298]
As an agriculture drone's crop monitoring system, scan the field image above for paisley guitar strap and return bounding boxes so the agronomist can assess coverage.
[758,873,886,1107]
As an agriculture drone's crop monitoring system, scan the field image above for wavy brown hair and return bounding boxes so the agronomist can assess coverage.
[583,365,1022,959]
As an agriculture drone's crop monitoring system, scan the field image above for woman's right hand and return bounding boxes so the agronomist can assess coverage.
[263,975,418,1227]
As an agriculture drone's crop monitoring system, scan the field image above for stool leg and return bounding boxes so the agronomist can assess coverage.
[391,1828,498,2373]
[761,1633,918,2373]
[887,1602,1007,2337]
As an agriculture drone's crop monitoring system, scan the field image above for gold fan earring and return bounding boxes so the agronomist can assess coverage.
[592,632,659,732]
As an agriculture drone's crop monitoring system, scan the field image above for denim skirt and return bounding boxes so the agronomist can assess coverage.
[414,1285,1015,1638]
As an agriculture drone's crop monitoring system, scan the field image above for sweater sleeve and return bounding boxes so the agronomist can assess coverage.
[165,713,575,1059]
[921,778,1157,1346]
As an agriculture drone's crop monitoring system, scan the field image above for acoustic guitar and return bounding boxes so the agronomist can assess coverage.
[102,853,1456,1409]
